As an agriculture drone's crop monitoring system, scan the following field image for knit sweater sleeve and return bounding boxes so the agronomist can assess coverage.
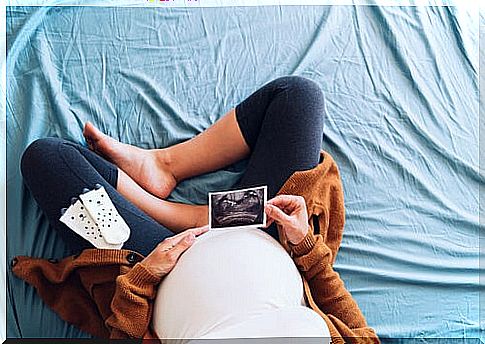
[291,231,380,344]
[105,262,162,339]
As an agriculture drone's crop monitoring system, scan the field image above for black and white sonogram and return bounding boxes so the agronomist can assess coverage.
[209,186,267,230]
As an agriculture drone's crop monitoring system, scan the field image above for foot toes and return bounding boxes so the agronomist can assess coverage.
[85,138,93,149]
[83,122,102,142]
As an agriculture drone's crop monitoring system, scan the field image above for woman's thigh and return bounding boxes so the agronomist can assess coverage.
[234,76,325,196]
[21,137,173,256]
[234,76,325,238]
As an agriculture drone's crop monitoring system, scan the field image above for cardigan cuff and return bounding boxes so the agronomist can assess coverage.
[124,262,162,287]
[290,229,317,257]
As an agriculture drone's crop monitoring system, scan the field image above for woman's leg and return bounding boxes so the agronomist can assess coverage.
[232,76,325,239]
[82,75,324,238]
[233,76,325,196]
[117,168,207,232]
[20,137,200,256]
[83,77,323,199]
[82,110,250,200]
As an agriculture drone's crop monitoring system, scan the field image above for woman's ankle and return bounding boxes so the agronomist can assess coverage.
[152,148,179,183]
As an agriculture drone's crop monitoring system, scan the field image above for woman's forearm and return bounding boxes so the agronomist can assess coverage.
[134,192,208,233]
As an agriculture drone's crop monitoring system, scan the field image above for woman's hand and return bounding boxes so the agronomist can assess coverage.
[264,195,309,245]
[141,225,209,278]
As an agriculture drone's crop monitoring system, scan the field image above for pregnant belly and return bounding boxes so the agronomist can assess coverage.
[199,306,331,341]
[152,228,309,340]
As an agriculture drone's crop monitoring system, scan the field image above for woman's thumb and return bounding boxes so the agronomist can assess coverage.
[265,204,290,224]
[171,233,195,256]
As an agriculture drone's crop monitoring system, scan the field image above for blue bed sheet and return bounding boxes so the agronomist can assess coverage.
[6,5,482,341]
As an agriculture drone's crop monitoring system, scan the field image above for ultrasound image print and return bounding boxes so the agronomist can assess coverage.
[209,186,267,230]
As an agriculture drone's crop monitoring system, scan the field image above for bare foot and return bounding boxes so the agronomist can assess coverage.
[83,122,177,199]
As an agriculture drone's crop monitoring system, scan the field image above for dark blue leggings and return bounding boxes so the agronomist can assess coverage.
[20,76,325,256]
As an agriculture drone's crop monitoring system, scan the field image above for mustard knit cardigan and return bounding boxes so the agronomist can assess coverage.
[12,151,380,344]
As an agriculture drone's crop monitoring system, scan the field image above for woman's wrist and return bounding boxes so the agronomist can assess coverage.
[139,258,166,279]
[126,262,163,287]
[289,228,316,257]
[288,226,309,246]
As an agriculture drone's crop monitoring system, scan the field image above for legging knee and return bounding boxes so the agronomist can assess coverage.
[21,137,63,187]
[271,76,325,123]
[235,76,325,150]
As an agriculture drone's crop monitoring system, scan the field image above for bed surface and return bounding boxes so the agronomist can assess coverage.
[6,5,481,341]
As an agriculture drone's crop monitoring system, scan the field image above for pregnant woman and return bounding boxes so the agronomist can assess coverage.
[17,76,379,343]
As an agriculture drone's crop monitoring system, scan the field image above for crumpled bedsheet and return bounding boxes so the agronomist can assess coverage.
[6,5,482,341]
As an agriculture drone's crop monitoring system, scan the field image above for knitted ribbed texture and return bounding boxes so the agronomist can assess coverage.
[105,263,161,338]
[11,249,147,338]
[293,234,379,344]
[290,229,317,256]
[277,151,345,264]
[12,150,379,343]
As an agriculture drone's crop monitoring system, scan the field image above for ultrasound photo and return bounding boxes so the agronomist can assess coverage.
[209,186,267,230]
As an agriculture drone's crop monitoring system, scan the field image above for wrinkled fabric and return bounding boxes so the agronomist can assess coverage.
[6,5,481,341]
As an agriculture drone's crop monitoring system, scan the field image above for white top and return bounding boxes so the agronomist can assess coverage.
[151,227,330,343]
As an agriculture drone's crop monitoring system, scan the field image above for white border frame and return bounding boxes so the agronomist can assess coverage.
[3,0,483,7]
[1,1,6,341]
[1,1,480,342]
[209,186,267,231]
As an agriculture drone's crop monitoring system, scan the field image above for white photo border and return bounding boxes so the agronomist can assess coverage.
[209,186,267,231]
[1,1,481,342]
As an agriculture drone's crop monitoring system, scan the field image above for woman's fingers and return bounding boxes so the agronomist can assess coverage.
[168,233,196,259]
[265,203,292,225]
[264,217,275,228]
[265,195,306,228]
[264,195,309,245]
[174,224,208,240]
[142,230,198,278]
[159,224,208,249]
[267,195,304,212]
[269,194,305,206]
[188,224,209,236]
